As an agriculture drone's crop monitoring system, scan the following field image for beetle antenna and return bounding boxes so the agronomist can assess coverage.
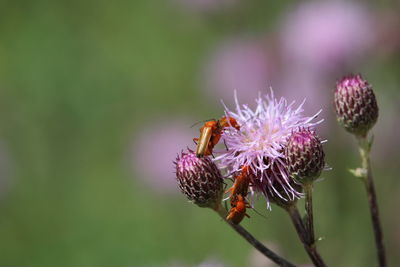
[190,118,216,128]
[252,207,268,220]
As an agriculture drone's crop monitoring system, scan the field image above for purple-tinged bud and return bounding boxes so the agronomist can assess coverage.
[334,74,379,137]
[175,149,223,209]
[285,128,325,184]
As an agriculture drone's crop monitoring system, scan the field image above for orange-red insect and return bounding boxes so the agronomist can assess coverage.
[226,194,251,224]
[226,165,251,200]
[226,166,252,224]
[193,116,240,158]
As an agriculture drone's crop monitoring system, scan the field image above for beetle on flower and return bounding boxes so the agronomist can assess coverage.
[215,90,323,208]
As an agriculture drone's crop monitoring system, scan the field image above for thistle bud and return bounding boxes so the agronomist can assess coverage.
[334,74,379,137]
[175,149,223,209]
[285,128,325,184]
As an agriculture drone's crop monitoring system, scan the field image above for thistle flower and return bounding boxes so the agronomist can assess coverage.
[334,74,379,137]
[175,149,224,209]
[216,91,322,207]
[280,1,374,72]
[203,38,276,106]
[134,118,195,194]
[285,128,325,184]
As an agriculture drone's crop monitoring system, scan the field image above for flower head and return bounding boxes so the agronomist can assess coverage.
[133,118,195,194]
[203,38,275,106]
[175,149,224,209]
[216,90,322,207]
[280,1,374,72]
[334,74,378,137]
[285,128,325,184]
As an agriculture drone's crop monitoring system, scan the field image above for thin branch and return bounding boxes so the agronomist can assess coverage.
[214,205,298,267]
[357,136,387,267]
[285,204,327,267]
[304,184,315,245]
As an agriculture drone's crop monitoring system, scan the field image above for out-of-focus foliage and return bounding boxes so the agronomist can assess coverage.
[0,0,399,266]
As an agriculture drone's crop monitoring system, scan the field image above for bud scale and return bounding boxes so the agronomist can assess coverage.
[175,150,223,209]
[334,74,378,136]
[285,128,325,184]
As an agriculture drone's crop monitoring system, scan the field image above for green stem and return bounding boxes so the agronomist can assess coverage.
[304,183,315,245]
[285,204,327,267]
[214,204,298,267]
[357,136,387,267]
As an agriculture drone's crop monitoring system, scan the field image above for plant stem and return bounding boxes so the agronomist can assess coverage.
[357,136,387,267]
[214,204,298,267]
[304,183,315,245]
[285,204,327,267]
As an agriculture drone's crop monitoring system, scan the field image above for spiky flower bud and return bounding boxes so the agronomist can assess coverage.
[285,128,325,184]
[334,74,379,137]
[175,149,223,209]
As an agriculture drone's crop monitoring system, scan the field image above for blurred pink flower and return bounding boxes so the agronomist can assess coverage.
[202,37,278,106]
[132,118,196,194]
[280,1,375,72]
[277,68,331,135]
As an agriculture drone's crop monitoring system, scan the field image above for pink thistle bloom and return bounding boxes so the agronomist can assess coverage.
[202,38,276,106]
[215,90,322,207]
[280,1,374,72]
[132,118,196,194]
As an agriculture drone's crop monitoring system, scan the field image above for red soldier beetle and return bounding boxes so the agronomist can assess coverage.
[226,194,251,224]
[193,116,240,158]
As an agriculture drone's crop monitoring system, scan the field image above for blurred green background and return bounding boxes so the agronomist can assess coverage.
[0,0,399,266]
